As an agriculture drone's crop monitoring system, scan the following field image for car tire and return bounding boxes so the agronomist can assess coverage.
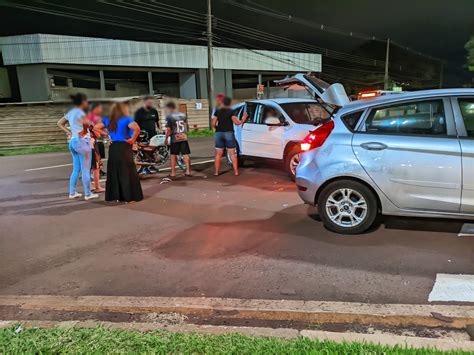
[284,145,301,181]
[317,180,378,235]
[227,144,244,167]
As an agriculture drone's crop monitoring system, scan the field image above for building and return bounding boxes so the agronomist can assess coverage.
[0,34,322,103]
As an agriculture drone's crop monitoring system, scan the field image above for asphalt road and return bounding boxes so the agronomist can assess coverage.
[0,137,472,304]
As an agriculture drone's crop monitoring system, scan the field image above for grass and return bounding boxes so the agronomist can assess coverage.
[0,144,69,156]
[0,325,468,354]
[188,129,214,137]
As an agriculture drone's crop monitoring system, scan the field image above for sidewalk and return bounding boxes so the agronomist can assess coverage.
[1,295,473,351]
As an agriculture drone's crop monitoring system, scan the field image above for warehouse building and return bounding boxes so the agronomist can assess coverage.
[0,34,322,103]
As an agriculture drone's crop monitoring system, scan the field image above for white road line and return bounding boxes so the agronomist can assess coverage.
[160,159,214,171]
[25,163,72,172]
[26,159,214,173]
[428,273,474,302]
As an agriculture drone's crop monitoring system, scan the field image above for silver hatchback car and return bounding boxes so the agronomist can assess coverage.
[296,89,474,234]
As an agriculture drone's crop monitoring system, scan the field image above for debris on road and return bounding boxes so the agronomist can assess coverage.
[140,312,188,325]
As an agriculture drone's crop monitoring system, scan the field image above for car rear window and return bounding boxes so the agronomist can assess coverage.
[341,111,363,131]
[281,102,331,125]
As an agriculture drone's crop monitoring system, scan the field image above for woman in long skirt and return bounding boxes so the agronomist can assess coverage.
[99,101,143,203]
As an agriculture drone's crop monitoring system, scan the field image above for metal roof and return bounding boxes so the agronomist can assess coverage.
[0,34,321,72]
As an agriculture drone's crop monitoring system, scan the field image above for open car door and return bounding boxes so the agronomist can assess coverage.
[275,73,350,107]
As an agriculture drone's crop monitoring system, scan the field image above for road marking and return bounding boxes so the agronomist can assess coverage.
[428,273,474,302]
[25,159,214,173]
[25,163,72,172]
[160,159,215,171]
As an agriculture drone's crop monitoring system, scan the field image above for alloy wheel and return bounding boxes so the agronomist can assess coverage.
[325,188,368,227]
[289,153,300,176]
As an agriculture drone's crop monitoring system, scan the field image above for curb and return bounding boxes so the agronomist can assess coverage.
[1,320,473,351]
[1,295,474,329]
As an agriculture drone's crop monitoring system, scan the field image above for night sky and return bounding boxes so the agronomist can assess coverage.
[0,0,473,84]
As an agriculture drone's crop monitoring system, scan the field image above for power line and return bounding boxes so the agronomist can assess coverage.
[104,0,388,68]
[223,0,443,63]
[1,1,206,42]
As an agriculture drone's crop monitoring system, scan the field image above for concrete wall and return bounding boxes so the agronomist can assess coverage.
[51,81,150,101]
[0,68,11,99]
[178,72,197,99]
[16,64,50,102]
[0,96,211,149]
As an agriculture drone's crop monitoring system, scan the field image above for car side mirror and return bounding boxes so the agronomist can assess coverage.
[264,116,282,126]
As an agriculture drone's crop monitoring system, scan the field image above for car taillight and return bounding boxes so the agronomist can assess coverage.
[300,120,334,152]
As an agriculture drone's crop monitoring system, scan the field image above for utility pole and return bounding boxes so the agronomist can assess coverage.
[207,0,214,128]
[384,38,391,90]
[439,62,444,89]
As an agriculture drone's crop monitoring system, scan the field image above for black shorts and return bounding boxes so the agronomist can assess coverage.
[170,141,191,155]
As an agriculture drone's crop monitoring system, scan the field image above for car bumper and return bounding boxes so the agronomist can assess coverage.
[295,151,320,206]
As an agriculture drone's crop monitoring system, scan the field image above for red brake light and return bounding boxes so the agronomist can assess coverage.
[300,120,334,152]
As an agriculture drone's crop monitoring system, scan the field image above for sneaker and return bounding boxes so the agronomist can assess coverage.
[69,192,82,199]
[84,193,99,201]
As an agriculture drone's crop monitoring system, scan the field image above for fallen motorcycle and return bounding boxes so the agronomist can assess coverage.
[132,131,186,174]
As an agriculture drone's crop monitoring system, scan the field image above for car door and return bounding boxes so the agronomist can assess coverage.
[241,103,286,159]
[352,98,462,212]
[451,96,474,212]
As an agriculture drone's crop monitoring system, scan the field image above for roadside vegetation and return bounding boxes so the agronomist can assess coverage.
[188,129,214,137]
[0,144,69,156]
[0,325,468,354]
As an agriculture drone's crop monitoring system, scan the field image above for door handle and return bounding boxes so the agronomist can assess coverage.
[360,142,388,151]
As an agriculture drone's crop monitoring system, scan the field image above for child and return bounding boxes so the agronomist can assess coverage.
[164,102,191,177]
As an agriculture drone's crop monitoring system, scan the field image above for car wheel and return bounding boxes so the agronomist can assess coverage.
[317,180,378,234]
[284,146,301,181]
[226,144,244,167]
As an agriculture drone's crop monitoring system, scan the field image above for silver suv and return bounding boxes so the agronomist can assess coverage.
[295,89,474,234]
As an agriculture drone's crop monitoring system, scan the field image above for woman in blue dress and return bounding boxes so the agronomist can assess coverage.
[100,101,143,202]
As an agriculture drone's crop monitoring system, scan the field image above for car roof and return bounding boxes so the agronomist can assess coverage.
[244,98,317,105]
[339,88,474,114]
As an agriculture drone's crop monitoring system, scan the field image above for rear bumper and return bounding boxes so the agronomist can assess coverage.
[295,152,321,205]
[296,176,318,205]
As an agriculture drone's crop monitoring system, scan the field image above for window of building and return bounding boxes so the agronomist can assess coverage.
[72,78,100,90]
[52,76,68,87]
[364,100,446,136]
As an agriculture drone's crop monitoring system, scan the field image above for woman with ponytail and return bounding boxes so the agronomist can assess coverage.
[99,101,143,202]
[57,93,99,201]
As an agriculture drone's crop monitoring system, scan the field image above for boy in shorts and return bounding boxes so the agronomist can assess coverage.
[165,102,191,177]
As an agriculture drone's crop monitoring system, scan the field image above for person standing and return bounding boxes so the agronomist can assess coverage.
[212,96,248,176]
[134,96,160,139]
[164,102,191,177]
[87,102,106,193]
[211,93,225,117]
[57,93,99,200]
[100,101,143,203]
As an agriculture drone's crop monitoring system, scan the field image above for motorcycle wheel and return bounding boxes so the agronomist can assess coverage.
[177,153,186,172]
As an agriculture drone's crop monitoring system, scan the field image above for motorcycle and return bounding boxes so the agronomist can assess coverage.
[132,131,186,174]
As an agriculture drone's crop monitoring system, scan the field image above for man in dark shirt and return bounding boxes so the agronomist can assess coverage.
[212,96,247,176]
[134,96,160,140]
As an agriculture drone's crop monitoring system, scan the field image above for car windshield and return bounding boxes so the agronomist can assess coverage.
[281,102,331,125]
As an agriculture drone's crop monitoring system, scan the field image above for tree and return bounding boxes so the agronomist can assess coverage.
[466,36,474,72]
